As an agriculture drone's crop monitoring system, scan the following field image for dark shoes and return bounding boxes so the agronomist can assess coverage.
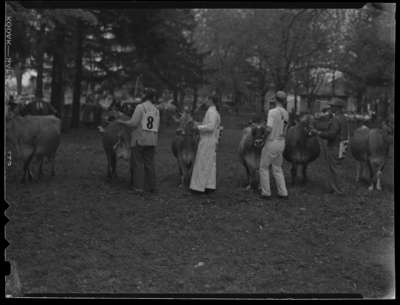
[260,194,289,200]
[260,195,272,200]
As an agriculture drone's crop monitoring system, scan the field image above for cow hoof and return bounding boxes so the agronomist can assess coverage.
[368,185,374,192]
[245,185,251,191]
[376,186,382,191]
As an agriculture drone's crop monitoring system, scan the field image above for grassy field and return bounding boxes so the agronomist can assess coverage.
[5,113,394,298]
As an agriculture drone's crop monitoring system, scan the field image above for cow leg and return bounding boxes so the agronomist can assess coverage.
[183,164,192,190]
[249,168,258,191]
[106,153,112,179]
[376,170,383,191]
[28,169,34,181]
[38,158,44,179]
[50,156,56,177]
[367,161,375,191]
[291,164,297,186]
[242,162,251,190]
[110,152,117,178]
[21,152,35,183]
[176,158,184,187]
[301,164,308,184]
[355,161,361,183]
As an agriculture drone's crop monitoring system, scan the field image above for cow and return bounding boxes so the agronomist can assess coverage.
[171,118,199,188]
[238,120,269,190]
[99,113,132,181]
[283,113,320,185]
[350,117,394,191]
[158,99,177,127]
[6,111,61,183]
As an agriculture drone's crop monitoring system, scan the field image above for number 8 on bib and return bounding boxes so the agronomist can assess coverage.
[142,110,160,132]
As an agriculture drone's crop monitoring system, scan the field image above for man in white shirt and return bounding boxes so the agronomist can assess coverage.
[259,91,289,199]
[117,88,160,193]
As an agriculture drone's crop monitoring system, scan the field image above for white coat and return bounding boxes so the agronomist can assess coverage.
[190,105,221,192]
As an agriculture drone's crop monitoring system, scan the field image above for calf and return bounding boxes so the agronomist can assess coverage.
[100,113,132,182]
[171,119,199,188]
[238,122,269,190]
[283,113,320,185]
[6,113,61,183]
[350,119,393,191]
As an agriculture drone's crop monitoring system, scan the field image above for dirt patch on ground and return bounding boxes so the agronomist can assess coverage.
[5,118,394,298]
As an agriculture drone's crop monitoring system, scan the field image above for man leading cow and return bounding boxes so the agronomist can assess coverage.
[310,97,349,195]
[116,88,160,194]
[259,91,289,200]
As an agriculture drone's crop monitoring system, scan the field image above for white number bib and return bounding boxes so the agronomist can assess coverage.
[141,108,160,132]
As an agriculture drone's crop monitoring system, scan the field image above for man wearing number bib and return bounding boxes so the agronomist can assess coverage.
[118,88,160,193]
[310,97,349,195]
[259,91,289,200]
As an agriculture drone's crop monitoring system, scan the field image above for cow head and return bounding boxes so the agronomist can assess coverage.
[382,115,394,135]
[381,115,394,144]
[113,132,131,160]
[176,115,198,136]
[251,123,268,148]
[297,113,316,137]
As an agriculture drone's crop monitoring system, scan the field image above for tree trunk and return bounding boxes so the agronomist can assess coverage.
[35,24,46,99]
[50,24,66,115]
[71,22,84,128]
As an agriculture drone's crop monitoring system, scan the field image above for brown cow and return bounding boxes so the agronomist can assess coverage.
[350,118,393,191]
[283,113,320,185]
[6,112,61,183]
[238,121,269,190]
[99,112,132,181]
[171,118,199,188]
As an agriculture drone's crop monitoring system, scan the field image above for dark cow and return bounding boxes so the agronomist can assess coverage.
[100,112,132,181]
[238,121,269,190]
[283,113,320,185]
[350,117,393,191]
[6,112,61,183]
[171,119,199,188]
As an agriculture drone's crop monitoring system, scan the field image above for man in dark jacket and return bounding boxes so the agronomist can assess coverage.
[310,98,349,195]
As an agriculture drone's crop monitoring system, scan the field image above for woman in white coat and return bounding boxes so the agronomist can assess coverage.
[190,96,221,193]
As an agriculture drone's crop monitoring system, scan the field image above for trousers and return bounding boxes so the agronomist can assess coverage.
[259,139,288,197]
[131,145,156,192]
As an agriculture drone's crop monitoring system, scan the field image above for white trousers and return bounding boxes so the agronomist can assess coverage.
[259,139,288,197]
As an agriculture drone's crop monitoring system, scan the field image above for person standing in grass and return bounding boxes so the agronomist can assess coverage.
[117,88,160,194]
[259,91,289,200]
[190,95,221,193]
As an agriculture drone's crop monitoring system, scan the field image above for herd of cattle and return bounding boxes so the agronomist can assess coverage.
[5,100,394,193]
